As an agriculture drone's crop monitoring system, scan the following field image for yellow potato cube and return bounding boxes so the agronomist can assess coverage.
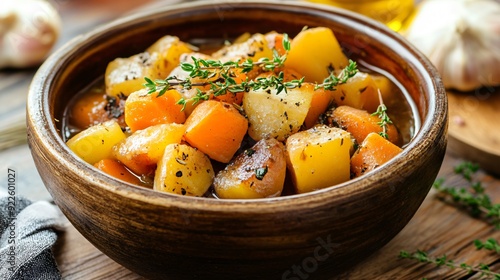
[286,125,354,194]
[66,120,126,165]
[285,27,349,83]
[154,144,214,197]
[145,35,194,79]
[105,36,193,98]
[333,72,380,113]
[105,52,160,98]
[212,33,273,61]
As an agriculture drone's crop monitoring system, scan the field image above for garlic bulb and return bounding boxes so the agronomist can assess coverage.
[404,0,500,92]
[0,0,61,69]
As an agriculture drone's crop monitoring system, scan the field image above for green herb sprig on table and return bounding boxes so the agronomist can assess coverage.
[400,162,500,279]
[399,250,500,279]
[144,33,358,110]
[433,162,500,228]
[475,238,500,254]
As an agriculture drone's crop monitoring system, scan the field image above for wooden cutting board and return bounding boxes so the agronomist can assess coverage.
[447,87,500,176]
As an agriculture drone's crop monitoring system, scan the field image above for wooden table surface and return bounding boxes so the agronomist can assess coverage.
[1,1,500,279]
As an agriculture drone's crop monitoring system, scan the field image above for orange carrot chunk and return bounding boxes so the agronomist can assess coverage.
[330,105,400,145]
[303,85,331,129]
[94,159,142,185]
[69,89,125,130]
[184,100,248,163]
[124,88,186,132]
[350,132,403,177]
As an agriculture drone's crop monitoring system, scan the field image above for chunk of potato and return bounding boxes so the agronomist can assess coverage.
[105,36,192,98]
[286,125,354,194]
[243,85,313,141]
[212,33,273,79]
[154,144,214,197]
[113,123,186,176]
[333,72,380,113]
[105,52,161,98]
[145,35,194,78]
[212,33,273,63]
[214,138,286,199]
[66,120,126,165]
[285,27,349,83]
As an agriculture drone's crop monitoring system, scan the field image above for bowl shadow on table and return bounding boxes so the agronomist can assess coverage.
[27,1,447,279]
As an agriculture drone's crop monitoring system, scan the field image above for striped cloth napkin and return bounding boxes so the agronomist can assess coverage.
[0,189,64,280]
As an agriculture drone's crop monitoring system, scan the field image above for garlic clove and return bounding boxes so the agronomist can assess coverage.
[404,0,500,92]
[0,0,61,69]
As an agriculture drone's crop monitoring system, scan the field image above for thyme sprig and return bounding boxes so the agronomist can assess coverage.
[314,60,358,91]
[144,33,292,98]
[475,238,500,254]
[144,33,358,111]
[433,161,500,228]
[400,162,500,278]
[371,89,393,139]
[399,250,500,279]
[172,71,307,109]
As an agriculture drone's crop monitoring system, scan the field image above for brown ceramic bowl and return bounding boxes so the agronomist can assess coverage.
[27,1,447,279]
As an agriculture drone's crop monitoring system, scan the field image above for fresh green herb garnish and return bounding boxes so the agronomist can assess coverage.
[371,90,393,139]
[255,167,268,180]
[144,33,358,111]
[244,148,256,157]
[314,60,358,91]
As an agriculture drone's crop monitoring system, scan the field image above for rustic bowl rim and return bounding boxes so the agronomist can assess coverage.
[27,0,446,211]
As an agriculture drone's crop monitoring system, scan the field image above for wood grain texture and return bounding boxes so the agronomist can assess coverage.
[448,87,500,176]
[51,153,500,279]
[54,220,144,280]
[342,153,500,279]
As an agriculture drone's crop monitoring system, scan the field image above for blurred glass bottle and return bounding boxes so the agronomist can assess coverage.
[307,0,415,31]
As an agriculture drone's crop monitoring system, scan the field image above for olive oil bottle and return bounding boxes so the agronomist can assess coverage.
[307,0,415,31]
